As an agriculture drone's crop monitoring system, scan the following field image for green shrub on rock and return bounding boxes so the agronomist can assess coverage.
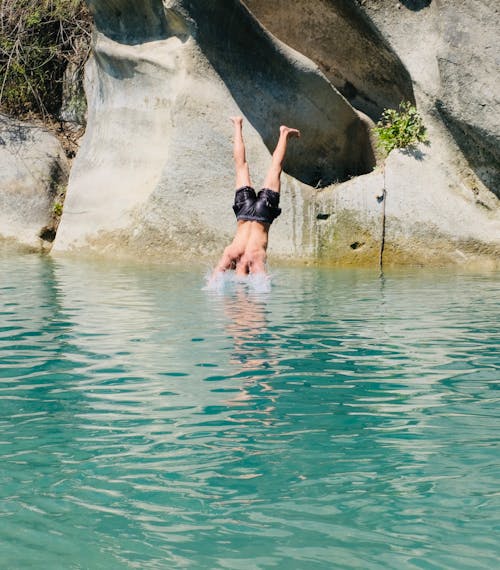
[53,201,63,217]
[0,0,92,119]
[373,101,428,154]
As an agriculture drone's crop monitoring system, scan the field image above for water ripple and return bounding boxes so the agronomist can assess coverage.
[0,254,499,568]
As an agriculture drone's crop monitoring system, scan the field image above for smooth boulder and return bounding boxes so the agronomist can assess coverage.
[0,114,68,249]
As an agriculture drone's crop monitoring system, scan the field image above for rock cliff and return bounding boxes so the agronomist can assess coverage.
[0,114,68,250]
[356,0,500,195]
[51,0,380,260]
[244,0,500,265]
[3,0,499,266]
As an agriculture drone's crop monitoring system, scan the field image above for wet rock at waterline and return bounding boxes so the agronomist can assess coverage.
[0,114,69,250]
[314,146,500,267]
[382,149,500,266]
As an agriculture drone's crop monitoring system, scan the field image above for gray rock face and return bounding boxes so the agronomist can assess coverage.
[178,0,375,184]
[351,0,499,197]
[435,0,500,196]
[311,144,500,267]
[244,0,415,120]
[0,114,69,249]
[53,0,376,256]
[50,0,499,266]
[250,0,499,196]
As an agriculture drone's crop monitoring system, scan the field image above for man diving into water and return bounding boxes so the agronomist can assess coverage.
[214,117,300,276]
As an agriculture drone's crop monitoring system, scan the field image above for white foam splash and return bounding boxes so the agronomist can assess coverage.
[248,272,272,293]
[203,270,272,293]
[203,270,227,292]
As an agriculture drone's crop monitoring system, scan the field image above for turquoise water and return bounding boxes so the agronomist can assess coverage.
[1,252,499,569]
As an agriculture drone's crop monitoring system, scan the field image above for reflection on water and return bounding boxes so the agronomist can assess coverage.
[0,252,499,569]
[221,286,277,414]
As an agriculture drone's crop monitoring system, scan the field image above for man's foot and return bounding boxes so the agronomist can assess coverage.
[280,125,300,138]
[231,116,244,126]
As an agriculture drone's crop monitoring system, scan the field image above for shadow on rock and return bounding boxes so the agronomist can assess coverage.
[400,0,432,11]
[182,0,375,187]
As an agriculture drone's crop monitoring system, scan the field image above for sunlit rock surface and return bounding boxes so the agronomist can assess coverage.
[50,0,499,266]
[244,0,415,119]
[0,114,68,250]
[313,145,500,266]
[52,0,374,258]
[353,0,500,196]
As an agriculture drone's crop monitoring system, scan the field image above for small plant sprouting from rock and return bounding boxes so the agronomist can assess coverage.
[373,102,428,154]
[53,201,63,217]
[52,181,66,218]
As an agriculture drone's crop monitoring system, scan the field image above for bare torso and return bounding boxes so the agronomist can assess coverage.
[235,221,269,275]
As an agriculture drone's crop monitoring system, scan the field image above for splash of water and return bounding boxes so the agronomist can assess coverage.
[204,270,272,293]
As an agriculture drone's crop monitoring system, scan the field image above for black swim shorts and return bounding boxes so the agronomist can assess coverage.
[232,186,282,224]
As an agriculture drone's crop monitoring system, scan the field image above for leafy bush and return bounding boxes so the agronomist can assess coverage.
[0,0,92,119]
[373,101,428,154]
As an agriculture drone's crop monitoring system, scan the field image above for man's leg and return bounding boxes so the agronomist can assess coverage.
[262,126,300,192]
[231,116,252,188]
[212,117,250,277]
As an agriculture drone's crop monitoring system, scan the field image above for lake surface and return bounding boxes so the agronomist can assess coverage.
[1,251,499,569]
